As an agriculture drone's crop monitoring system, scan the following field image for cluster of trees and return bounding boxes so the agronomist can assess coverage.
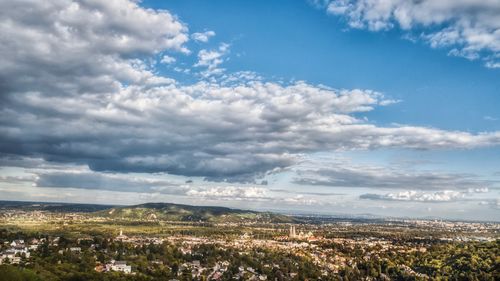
[334,240,499,281]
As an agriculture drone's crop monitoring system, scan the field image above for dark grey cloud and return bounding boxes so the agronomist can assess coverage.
[294,160,496,190]
[35,171,186,195]
[26,167,318,204]
[1,0,500,183]
[0,156,51,169]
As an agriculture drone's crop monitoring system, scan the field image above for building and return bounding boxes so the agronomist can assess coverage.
[70,247,81,252]
[289,225,296,238]
[12,245,30,258]
[10,240,24,247]
[116,229,128,241]
[0,250,22,264]
[106,260,132,274]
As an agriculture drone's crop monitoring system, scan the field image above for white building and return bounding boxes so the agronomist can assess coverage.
[10,240,24,247]
[106,260,132,274]
[69,247,81,253]
[289,225,296,238]
[0,250,22,264]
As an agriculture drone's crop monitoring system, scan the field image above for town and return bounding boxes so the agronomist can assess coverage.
[0,202,498,280]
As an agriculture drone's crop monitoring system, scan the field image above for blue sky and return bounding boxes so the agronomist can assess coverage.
[144,0,500,131]
[0,0,499,221]
[138,0,500,134]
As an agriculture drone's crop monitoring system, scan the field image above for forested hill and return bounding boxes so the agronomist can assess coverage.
[95,202,297,223]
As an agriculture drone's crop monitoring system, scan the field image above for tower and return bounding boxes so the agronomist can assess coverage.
[289,225,296,238]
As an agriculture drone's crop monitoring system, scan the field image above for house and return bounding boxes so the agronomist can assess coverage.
[111,261,132,274]
[11,245,30,258]
[51,237,60,246]
[29,238,40,245]
[10,240,24,247]
[2,250,16,259]
[94,264,105,273]
[210,272,223,280]
[69,247,81,253]
[106,260,132,274]
[0,250,21,264]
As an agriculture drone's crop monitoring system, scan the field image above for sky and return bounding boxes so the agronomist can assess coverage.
[0,0,499,221]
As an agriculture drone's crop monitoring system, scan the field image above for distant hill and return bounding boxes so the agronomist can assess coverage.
[0,200,115,213]
[96,202,297,223]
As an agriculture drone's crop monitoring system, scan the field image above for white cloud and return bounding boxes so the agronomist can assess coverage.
[324,0,500,67]
[183,185,320,205]
[485,61,500,69]
[0,0,189,97]
[194,43,230,77]
[361,188,489,202]
[186,186,268,200]
[160,55,176,64]
[379,99,400,106]
[191,30,216,43]
[280,195,319,206]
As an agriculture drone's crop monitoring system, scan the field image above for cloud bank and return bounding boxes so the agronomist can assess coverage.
[294,159,495,190]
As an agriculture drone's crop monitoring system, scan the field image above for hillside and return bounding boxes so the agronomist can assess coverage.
[96,202,297,223]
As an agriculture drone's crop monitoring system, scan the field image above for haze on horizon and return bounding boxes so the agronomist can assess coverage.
[0,0,499,221]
